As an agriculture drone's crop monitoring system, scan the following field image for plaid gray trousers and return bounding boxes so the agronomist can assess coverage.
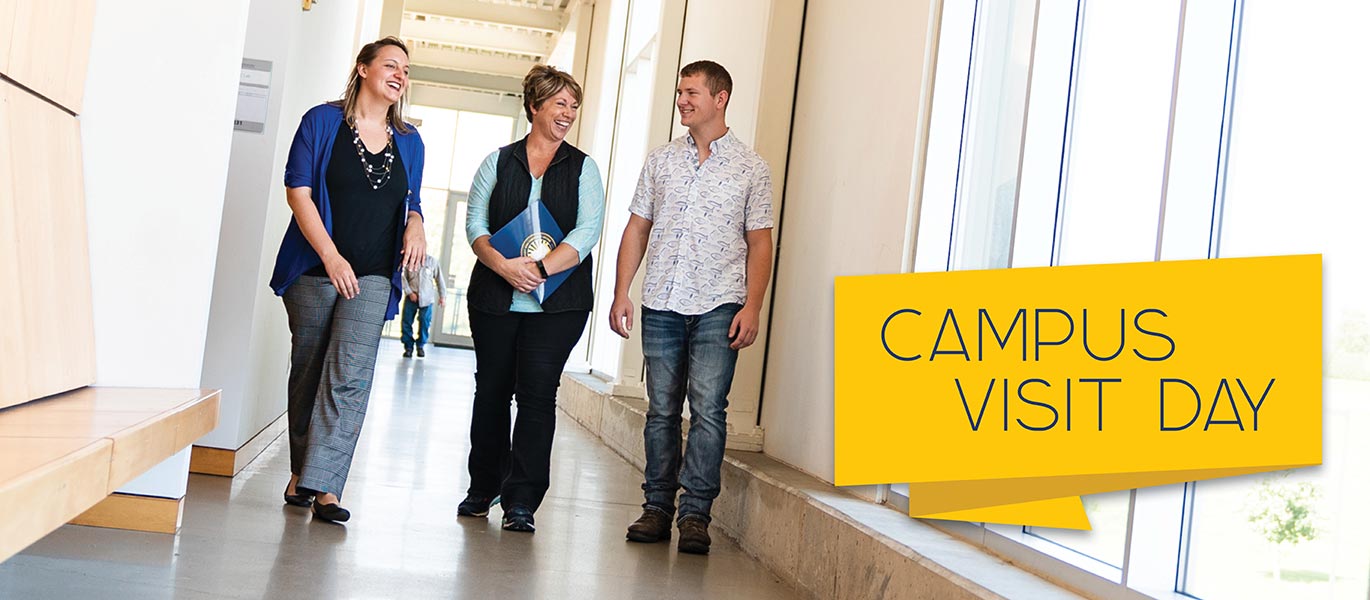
[282,275,389,497]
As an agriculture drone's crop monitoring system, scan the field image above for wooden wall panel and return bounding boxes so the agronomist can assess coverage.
[0,83,27,405]
[0,0,17,73]
[0,81,96,409]
[2,0,96,113]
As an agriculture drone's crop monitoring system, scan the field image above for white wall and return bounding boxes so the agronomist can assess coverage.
[197,0,298,450]
[199,0,379,450]
[759,0,936,481]
[82,0,251,496]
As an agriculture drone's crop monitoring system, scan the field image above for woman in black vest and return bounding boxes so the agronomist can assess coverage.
[458,65,604,532]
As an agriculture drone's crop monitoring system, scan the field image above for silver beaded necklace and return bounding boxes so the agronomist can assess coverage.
[351,122,395,190]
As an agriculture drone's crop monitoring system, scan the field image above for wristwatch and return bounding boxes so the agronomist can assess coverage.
[535,259,549,278]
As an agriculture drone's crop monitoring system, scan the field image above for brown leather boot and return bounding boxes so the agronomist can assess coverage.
[626,508,673,542]
[677,514,711,554]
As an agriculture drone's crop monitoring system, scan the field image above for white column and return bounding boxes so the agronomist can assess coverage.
[759,0,938,481]
[378,0,404,37]
[200,0,379,453]
[83,0,251,498]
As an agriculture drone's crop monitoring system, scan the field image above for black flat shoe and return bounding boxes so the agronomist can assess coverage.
[312,500,351,523]
[501,506,535,533]
[284,492,312,507]
[457,494,500,518]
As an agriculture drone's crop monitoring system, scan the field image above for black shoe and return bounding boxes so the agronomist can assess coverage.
[416,346,425,357]
[677,515,711,554]
[284,479,313,507]
[403,347,413,358]
[312,500,351,523]
[626,508,673,542]
[457,494,500,518]
[501,506,535,533]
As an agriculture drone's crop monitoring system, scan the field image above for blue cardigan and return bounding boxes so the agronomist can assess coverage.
[269,103,425,320]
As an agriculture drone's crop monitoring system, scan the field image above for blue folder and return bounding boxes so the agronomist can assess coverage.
[488,200,575,304]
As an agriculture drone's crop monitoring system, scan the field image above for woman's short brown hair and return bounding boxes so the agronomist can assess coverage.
[522,65,583,123]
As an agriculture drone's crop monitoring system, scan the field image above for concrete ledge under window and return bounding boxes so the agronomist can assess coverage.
[559,373,1085,599]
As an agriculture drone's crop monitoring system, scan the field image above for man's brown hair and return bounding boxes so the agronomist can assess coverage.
[680,60,732,107]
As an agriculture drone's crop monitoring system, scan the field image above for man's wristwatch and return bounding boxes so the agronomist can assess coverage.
[535,259,549,278]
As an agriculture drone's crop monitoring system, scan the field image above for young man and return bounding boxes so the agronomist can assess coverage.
[609,60,774,555]
[401,253,446,358]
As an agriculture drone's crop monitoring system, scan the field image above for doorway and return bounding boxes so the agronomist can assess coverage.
[382,100,524,348]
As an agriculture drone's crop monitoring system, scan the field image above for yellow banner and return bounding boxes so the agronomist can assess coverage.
[834,255,1321,528]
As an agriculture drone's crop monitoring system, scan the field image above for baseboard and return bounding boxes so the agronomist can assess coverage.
[69,493,184,534]
[189,411,287,477]
[188,445,234,476]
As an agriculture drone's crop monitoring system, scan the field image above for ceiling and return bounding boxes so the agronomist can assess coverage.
[400,0,576,95]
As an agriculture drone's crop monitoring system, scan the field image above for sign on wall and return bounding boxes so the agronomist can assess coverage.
[234,58,272,133]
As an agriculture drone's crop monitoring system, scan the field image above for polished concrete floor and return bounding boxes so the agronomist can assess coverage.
[0,340,798,599]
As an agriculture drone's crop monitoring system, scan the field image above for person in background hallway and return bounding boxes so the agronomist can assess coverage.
[610,60,774,555]
[401,253,447,358]
[268,36,426,524]
[457,65,605,533]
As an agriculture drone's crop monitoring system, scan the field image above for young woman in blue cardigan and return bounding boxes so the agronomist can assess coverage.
[269,37,426,523]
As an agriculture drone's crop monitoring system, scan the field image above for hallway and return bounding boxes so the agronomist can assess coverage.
[0,341,798,599]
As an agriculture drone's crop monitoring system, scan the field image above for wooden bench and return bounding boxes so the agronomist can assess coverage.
[0,387,219,562]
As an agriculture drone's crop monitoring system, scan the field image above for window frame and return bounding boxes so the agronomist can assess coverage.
[893,1,1250,598]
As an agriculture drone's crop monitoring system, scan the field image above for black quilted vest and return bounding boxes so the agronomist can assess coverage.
[466,139,594,315]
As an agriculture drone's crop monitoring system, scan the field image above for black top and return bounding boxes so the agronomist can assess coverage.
[307,124,408,279]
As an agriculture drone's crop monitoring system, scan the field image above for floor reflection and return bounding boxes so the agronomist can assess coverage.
[0,340,796,598]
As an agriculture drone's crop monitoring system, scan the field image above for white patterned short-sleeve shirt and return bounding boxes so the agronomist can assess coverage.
[629,130,774,315]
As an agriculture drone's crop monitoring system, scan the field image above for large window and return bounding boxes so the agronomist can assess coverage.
[1054,1,1179,266]
[1022,2,1184,570]
[586,0,670,379]
[382,104,517,345]
[1181,1,1370,594]
[1010,0,1078,268]
[949,0,1035,271]
[908,0,1369,597]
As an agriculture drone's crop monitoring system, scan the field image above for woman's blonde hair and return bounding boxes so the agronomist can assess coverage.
[522,64,583,123]
[340,36,413,134]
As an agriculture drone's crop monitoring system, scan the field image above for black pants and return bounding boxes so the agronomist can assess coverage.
[467,308,589,512]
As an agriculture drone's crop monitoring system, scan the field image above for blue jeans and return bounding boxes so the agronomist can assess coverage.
[401,299,433,350]
[641,303,742,523]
